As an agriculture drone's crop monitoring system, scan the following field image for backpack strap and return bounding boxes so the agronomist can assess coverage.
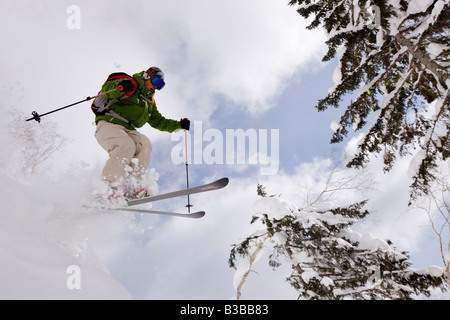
[105,109,136,128]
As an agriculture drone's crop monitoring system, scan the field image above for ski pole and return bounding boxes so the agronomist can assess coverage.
[26,88,120,123]
[184,128,193,213]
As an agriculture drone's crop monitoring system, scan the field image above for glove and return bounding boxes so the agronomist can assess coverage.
[180,118,190,130]
[117,79,135,92]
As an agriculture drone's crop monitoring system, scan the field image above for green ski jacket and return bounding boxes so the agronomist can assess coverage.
[95,71,181,132]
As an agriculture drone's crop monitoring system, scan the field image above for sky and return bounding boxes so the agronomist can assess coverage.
[0,0,446,299]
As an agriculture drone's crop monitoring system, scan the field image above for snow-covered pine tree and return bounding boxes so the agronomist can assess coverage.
[287,0,449,201]
[229,184,447,299]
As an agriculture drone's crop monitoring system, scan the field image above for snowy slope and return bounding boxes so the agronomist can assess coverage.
[0,168,132,299]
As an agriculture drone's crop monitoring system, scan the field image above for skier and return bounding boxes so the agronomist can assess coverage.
[92,66,190,200]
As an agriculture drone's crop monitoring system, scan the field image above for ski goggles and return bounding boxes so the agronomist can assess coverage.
[143,71,165,90]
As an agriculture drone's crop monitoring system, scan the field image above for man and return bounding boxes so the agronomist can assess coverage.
[92,66,190,200]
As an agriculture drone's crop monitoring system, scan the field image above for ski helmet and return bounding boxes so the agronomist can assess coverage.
[144,66,165,90]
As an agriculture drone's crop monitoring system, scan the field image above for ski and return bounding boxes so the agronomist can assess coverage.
[119,208,205,218]
[83,205,205,219]
[126,177,229,207]
[83,178,228,219]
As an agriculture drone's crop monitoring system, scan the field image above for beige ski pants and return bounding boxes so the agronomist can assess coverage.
[95,120,152,184]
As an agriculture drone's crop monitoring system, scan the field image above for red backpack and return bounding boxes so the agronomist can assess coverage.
[91,72,138,116]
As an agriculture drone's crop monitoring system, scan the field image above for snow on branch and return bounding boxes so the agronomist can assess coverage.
[288,0,449,201]
[228,164,447,299]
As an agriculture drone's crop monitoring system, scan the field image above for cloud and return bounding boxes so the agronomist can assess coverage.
[131,0,327,117]
[0,0,327,173]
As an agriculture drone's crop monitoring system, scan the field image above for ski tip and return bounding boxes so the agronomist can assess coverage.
[218,177,229,187]
[192,211,206,218]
